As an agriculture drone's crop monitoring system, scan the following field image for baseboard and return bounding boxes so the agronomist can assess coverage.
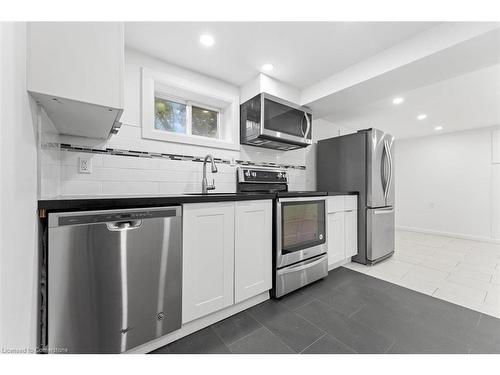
[328,257,351,271]
[396,225,500,245]
[125,291,270,354]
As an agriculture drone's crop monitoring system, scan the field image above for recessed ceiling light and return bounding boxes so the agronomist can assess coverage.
[434,126,443,131]
[392,97,404,105]
[261,63,274,72]
[199,34,215,47]
[417,114,427,120]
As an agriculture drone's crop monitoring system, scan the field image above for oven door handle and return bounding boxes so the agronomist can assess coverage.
[279,256,326,275]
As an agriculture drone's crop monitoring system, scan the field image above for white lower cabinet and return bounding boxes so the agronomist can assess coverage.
[234,200,272,304]
[327,212,345,265]
[344,209,358,258]
[182,202,235,324]
[182,200,272,324]
[327,196,358,268]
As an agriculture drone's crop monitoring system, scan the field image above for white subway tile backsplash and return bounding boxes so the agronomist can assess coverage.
[60,180,102,196]
[102,154,161,170]
[41,178,60,197]
[101,181,159,195]
[158,181,236,194]
[60,152,103,167]
[40,149,61,166]
[41,145,308,198]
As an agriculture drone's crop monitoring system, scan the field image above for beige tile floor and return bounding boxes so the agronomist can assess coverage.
[344,230,500,318]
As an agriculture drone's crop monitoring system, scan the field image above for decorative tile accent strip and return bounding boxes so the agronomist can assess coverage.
[45,142,306,170]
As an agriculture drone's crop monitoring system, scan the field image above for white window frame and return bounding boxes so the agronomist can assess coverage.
[142,67,240,151]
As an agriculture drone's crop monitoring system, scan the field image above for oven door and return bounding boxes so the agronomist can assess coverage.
[276,197,327,268]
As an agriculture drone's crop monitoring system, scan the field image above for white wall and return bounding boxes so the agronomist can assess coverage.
[39,49,310,198]
[0,22,39,351]
[395,126,500,242]
[240,73,301,104]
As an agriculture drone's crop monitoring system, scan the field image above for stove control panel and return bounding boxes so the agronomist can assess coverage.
[237,167,288,184]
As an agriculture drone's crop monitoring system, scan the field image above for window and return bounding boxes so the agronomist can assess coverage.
[192,106,219,139]
[142,67,239,151]
[154,97,187,134]
[154,96,221,139]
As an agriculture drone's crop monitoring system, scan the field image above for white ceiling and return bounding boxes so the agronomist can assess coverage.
[125,22,437,88]
[323,63,500,139]
[125,22,500,139]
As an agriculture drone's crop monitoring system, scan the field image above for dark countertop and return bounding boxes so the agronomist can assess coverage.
[38,191,359,213]
[327,191,358,196]
[38,193,276,213]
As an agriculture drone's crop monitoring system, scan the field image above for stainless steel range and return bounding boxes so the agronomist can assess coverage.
[237,167,328,298]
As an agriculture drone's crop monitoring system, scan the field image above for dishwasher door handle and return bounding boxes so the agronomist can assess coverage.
[106,220,143,231]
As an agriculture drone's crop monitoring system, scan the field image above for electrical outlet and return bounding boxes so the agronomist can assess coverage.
[78,156,92,174]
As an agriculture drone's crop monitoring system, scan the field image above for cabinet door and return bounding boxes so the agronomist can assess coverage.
[327,196,345,213]
[182,202,235,324]
[327,212,345,266]
[27,22,124,109]
[235,200,272,304]
[27,22,124,139]
[345,210,358,258]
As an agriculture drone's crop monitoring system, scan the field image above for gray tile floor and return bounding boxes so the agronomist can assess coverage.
[150,267,500,354]
[345,231,500,318]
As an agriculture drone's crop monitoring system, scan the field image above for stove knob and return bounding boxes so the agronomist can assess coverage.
[277,173,282,179]
[244,170,250,177]
[251,171,257,177]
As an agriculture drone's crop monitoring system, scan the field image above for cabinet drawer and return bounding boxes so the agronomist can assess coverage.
[327,196,345,213]
[344,195,357,210]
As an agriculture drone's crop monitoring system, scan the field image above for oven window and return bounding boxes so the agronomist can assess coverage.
[281,200,326,253]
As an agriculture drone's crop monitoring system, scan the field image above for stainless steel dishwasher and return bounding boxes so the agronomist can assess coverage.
[47,206,182,354]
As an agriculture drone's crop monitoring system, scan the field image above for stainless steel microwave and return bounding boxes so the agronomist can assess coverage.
[240,93,313,150]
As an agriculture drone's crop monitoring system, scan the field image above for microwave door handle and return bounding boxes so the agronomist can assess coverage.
[303,112,311,139]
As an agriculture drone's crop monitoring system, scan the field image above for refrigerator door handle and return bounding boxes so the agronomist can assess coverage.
[373,207,395,214]
[385,140,393,204]
[383,140,390,203]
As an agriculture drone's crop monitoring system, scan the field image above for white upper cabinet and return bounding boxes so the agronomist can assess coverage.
[234,200,272,304]
[182,202,235,324]
[27,22,124,139]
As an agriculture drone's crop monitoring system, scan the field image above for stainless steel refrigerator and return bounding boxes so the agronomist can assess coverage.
[317,128,395,265]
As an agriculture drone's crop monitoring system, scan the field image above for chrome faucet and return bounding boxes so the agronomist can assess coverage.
[202,154,218,194]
